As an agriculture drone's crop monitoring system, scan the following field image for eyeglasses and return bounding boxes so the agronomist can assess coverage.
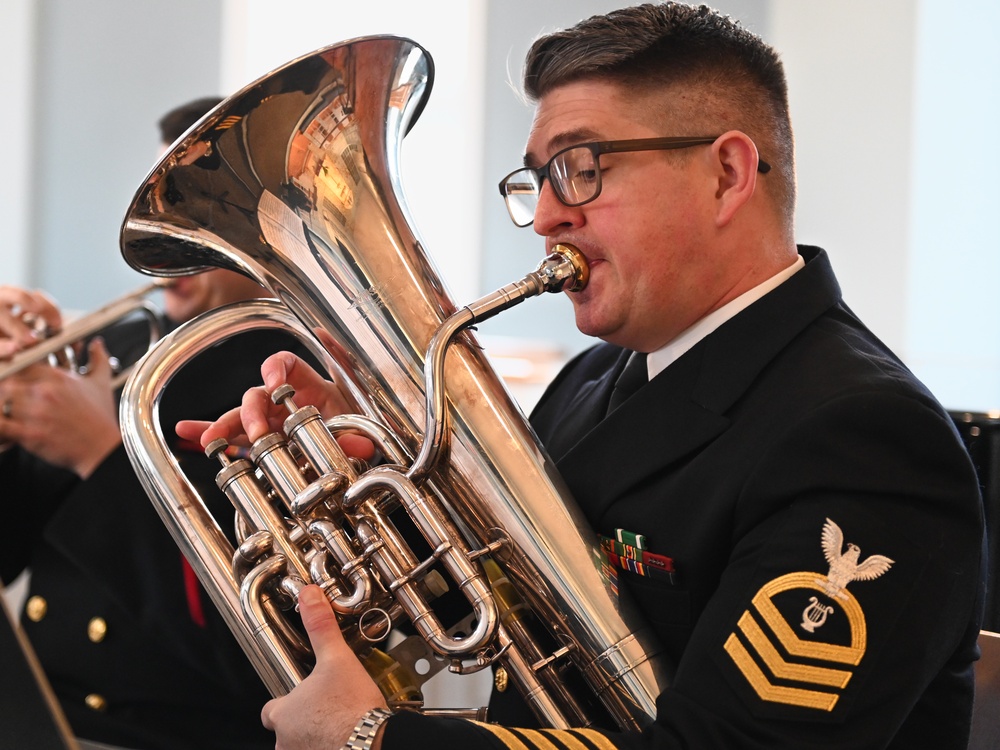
[498,135,772,227]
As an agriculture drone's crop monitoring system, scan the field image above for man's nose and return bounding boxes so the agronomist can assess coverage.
[532,181,584,237]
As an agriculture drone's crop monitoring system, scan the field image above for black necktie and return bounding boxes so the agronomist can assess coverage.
[606,352,648,415]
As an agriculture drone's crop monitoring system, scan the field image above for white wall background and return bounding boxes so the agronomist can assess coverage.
[906,1,1000,410]
[770,0,1000,412]
[1,0,225,307]
[0,0,36,288]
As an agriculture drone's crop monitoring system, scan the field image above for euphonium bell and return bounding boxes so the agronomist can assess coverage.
[118,35,669,731]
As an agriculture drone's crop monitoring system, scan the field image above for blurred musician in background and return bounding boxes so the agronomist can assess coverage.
[0,98,279,750]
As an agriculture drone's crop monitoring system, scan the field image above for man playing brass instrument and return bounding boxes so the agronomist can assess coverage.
[0,99,282,749]
[183,3,985,749]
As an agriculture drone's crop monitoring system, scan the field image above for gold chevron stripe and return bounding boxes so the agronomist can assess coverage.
[753,572,867,665]
[736,611,852,688]
[542,728,619,750]
[534,729,588,750]
[470,722,619,750]
[724,633,840,711]
[508,728,562,750]
[471,723,533,750]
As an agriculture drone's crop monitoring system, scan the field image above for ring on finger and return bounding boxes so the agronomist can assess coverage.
[1,399,12,419]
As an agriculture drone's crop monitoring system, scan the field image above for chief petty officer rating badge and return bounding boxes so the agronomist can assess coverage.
[724,518,894,711]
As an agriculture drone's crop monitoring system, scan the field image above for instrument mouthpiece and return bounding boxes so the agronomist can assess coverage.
[543,244,589,293]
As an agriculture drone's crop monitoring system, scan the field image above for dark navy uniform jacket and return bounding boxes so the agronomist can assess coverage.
[381,246,986,750]
[0,323,307,750]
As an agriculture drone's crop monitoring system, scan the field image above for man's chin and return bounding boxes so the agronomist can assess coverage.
[574,312,630,348]
[572,313,607,341]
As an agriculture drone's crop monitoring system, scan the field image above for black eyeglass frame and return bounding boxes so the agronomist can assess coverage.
[498,135,772,227]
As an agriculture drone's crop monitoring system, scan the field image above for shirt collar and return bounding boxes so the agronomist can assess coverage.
[646,254,805,380]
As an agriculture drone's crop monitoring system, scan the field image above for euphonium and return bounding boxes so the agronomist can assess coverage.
[118,36,670,731]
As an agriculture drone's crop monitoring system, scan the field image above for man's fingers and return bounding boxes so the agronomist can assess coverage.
[0,287,61,350]
[0,338,26,359]
[297,585,345,663]
[0,310,41,355]
[260,351,353,416]
[241,385,277,442]
[185,386,275,448]
[260,696,279,731]
[177,353,361,456]
[85,338,112,378]
[175,418,214,444]
[260,351,300,391]
[337,433,377,461]
[0,286,61,325]
[178,405,247,449]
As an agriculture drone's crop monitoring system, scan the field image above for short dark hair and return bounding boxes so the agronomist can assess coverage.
[158,96,224,145]
[523,2,795,223]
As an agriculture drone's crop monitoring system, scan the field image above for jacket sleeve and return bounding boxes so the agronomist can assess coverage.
[0,447,77,584]
[639,390,985,749]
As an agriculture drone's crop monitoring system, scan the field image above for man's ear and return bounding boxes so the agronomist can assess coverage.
[712,130,762,227]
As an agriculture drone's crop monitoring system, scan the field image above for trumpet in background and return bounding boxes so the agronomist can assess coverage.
[0,282,165,390]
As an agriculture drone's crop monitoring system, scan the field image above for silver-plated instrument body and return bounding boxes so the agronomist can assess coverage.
[118,35,669,731]
[0,283,163,389]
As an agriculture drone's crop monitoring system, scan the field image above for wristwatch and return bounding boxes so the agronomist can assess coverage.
[342,707,393,750]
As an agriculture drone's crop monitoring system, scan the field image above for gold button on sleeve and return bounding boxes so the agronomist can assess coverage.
[84,693,108,712]
[494,666,509,692]
[25,596,48,622]
[87,617,108,643]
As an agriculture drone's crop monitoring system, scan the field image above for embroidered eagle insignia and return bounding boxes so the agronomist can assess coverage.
[818,518,894,599]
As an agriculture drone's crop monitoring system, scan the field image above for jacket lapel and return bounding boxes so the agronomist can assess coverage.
[554,246,841,523]
[557,347,728,522]
[535,348,625,461]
